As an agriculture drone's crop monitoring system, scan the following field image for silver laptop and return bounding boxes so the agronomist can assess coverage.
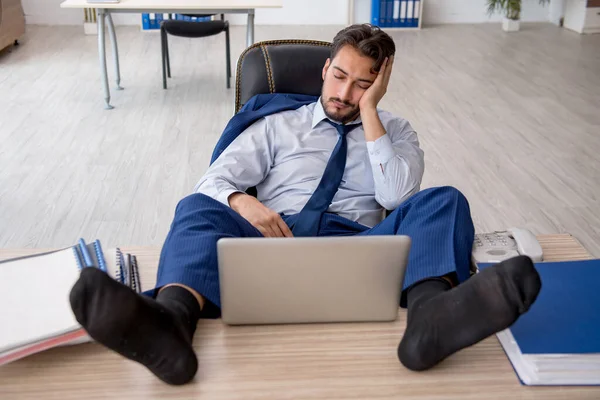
[217,235,411,325]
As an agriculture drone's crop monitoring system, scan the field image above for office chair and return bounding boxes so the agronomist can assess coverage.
[224,39,332,197]
[233,39,331,113]
[160,14,231,90]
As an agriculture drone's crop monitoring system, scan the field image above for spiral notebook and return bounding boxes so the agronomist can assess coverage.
[0,239,141,365]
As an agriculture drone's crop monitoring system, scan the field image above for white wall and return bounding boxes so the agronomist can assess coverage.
[23,0,80,25]
[421,0,550,24]
[563,0,588,32]
[549,0,566,25]
[22,0,556,26]
[22,0,139,25]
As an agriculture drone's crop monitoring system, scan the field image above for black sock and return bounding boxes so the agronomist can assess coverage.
[156,286,202,340]
[69,268,198,385]
[398,255,542,371]
[406,278,451,315]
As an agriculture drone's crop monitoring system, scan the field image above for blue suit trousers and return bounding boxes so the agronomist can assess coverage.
[151,186,475,310]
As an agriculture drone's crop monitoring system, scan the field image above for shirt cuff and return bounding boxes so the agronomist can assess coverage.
[366,134,396,165]
[217,188,243,208]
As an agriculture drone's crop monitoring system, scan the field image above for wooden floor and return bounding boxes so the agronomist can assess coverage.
[0,23,599,256]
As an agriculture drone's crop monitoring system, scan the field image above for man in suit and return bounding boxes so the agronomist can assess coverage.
[69,24,541,385]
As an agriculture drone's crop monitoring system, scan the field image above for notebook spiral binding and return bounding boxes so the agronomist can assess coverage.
[120,252,128,286]
[73,247,85,270]
[132,255,141,293]
[130,263,137,292]
[93,240,107,272]
[113,248,141,291]
[115,248,124,284]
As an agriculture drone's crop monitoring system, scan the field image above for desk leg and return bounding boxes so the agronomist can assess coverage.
[106,12,123,91]
[246,10,255,47]
[97,9,113,110]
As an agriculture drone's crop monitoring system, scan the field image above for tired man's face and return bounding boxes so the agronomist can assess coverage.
[320,45,378,124]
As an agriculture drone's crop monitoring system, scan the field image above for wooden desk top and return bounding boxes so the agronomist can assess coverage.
[1,234,598,399]
[60,0,283,10]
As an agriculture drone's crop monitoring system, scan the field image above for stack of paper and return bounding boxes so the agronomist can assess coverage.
[0,239,141,365]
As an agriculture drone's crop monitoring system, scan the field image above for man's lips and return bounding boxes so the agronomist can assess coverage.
[331,100,350,109]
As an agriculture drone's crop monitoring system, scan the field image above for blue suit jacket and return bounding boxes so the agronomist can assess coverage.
[210,93,319,165]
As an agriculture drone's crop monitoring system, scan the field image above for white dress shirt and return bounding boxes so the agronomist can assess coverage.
[194,99,425,228]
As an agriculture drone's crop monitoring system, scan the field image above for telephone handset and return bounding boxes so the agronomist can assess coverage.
[472,228,543,264]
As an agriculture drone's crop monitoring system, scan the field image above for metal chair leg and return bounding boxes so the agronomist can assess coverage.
[225,24,231,89]
[165,33,171,78]
[161,26,167,89]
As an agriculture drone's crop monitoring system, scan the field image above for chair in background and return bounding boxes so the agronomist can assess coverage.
[160,14,231,90]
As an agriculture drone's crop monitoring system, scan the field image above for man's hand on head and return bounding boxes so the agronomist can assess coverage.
[358,56,394,112]
[357,56,394,142]
[228,193,294,238]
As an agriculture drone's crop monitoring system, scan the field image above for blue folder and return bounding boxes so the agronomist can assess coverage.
[142,13,150,30]
[479,259,600,355]
[371,0,381,26]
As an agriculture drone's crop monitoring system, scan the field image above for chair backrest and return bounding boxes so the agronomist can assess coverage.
[234,40,332,114]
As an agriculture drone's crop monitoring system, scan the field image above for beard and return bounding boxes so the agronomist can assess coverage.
[320,95,360,125]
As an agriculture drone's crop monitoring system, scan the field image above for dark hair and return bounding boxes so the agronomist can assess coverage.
[331,24,396,73]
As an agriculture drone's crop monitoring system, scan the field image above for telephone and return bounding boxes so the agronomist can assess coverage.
[472,228,543,264]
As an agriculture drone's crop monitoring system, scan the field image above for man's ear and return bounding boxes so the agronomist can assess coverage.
[322,58,331,81]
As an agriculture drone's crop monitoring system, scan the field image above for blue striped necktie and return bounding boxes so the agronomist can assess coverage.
[292,120,362,237]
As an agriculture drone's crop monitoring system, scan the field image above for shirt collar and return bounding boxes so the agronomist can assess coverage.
[311,97,362,129]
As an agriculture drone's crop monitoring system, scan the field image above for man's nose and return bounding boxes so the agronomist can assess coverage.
[338,83,352,103]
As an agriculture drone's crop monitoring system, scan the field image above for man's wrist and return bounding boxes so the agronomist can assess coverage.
[360,104,378,118]
[228,192,247,211]
[360,106,386,142]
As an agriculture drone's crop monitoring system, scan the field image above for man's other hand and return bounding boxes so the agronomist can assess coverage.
[228,193,293,238]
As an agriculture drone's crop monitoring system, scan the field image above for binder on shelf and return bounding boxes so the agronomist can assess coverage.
[371,0,381,26]
[371,0,420,28]
[142,13,150,30]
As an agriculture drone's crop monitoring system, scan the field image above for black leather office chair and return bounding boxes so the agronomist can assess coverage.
[230,39,331,197]
[161,14,231,90]
[234,39,332,113]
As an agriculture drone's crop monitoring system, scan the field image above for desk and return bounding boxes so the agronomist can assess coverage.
[60,0,282,109]
[1,234,599,399]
